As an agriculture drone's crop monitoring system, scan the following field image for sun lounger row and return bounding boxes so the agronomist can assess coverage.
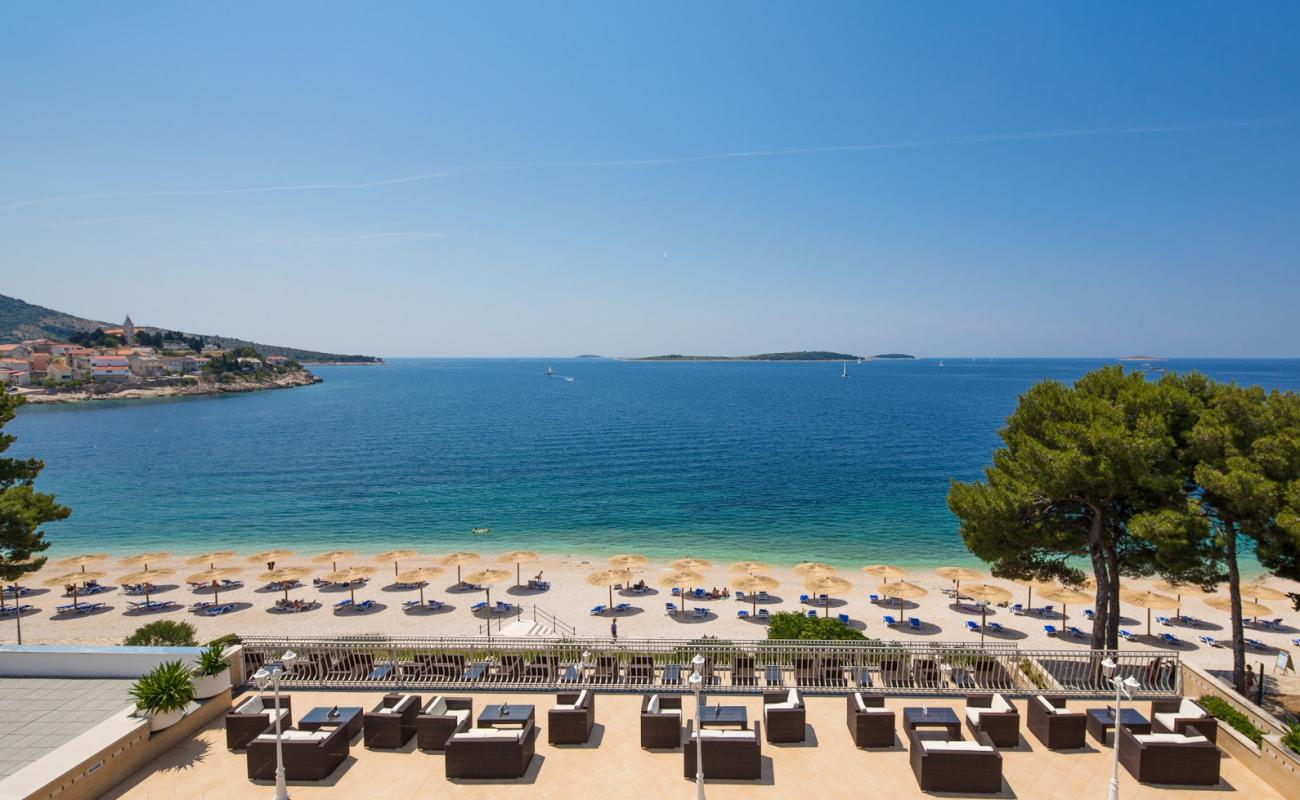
[55,601,105,614]
[127,599,176,612]
[0,603,34,616]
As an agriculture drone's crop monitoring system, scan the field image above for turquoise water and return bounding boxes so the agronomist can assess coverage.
[10,358,1300,567]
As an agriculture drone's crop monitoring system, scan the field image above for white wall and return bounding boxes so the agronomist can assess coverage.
[0,645,203,678]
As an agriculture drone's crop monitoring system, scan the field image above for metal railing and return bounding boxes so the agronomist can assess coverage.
[532,605,575,637]
[238,635,1179,698]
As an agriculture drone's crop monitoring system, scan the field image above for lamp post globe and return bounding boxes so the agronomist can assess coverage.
[688,663,705,800]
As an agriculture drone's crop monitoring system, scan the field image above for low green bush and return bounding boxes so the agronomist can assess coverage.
[1198,695,1264,745]
[1281,723,1300,755]
[766,611,867,640]
[207,633,241,649]
[124,620,198,647]
[130,661,195,715]
[194,643,229,677]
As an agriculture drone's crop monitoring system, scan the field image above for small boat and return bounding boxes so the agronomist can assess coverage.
[470,527,491,535]
[563,376,575,382]
[938,360,944,367]
[544,361,555,377]
[841,361,848,379]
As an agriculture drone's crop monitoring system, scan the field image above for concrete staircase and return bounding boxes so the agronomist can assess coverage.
[499,619,550,637]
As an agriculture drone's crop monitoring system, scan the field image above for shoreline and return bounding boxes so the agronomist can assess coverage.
[16,370,321,405]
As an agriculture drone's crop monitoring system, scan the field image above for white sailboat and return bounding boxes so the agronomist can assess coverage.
[841,361,848,379]
[938,359,944,367]
[544,360,556,377]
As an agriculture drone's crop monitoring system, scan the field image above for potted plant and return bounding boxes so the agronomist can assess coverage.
[130,660,196,732]
[191,643,231,699]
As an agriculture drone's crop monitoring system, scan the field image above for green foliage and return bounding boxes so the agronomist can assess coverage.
[1019,658,1049,690]
[766,611,867,640]
[124,620,198,647]
[130,660,195,715]
[208,633,241,649]
[194,643,229,677]
[68,327,122,348]
[0,392,69,584]
[1197,695,1264,745]
[1281,722,1300,755]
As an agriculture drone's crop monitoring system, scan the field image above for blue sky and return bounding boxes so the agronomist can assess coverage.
[2,2,1297,358]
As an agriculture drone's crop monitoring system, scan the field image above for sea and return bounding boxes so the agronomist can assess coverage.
[10,358,1300,568]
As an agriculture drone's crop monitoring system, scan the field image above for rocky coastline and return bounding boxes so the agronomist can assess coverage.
[18,369,322,405]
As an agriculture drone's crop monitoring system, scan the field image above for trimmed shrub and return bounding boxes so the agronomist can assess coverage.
[766,611,867,641]
[1198,695,1264,745]
[124,620,198,647]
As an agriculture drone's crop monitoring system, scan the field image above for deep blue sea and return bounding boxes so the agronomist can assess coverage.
[10,358,1300,567]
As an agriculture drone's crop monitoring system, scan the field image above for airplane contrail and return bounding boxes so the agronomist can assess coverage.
[2,119,1269,211]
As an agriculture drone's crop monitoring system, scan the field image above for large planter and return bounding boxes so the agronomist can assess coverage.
[147,707,185,732]
[192,668,231,699]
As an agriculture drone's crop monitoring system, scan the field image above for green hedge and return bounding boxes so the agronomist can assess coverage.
[1197,695,1263,745]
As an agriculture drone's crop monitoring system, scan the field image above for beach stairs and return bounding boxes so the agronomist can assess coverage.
[490,605,576,639]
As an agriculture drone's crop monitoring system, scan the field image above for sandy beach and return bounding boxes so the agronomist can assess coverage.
[6,552,1297,676]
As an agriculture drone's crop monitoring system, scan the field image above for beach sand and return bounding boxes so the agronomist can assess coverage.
[8,553,1298,676]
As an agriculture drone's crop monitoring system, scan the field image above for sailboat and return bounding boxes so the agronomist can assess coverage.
[938,360,944,367]
[544,360,556,377]
[841,361,848,379]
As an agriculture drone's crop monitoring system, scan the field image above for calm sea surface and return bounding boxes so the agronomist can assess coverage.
[11,358,1300,567]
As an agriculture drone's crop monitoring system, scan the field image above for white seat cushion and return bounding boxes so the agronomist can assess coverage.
[378,707,397,714]
[697,729,726,739]
[575,689,589,707]
[238,697,265,714]
[1036,695,1057,714]
[449,709,470,726]
[1134,733,1208,745]
[1178,698,1205,718]
[426,696,447,716]
[1153,712,1180,730]
[453,728,520,740]
[721,730,755,739]
[552,703,576,711]
[647,694,660,714]
[786,688,798,706]
[260,730,327,742]
[923,739,994,752]
[766,701,797,711]
[966,708,984,724]
[990,694,1012,713]
[854,694,867,712]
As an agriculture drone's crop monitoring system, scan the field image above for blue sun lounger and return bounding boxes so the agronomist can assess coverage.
[616,602,631,612]
[757,608,769,621]
[806,610,818,618]
[1199,635,1222,647]
[1160,632,1181,646]
[1120,629,1138,642]
[590,604,606,615]
[966,620,980,632]
[1083,608,1095,620]
[692,607,709,618]
[1043,625,1058,637]
[1156,616,1173,626]
[883,615,898,626]
[202,604,234,616]
[1068,626,1086,638]
[354,599,376,612]
[1244,638,1267,650]
[665,602,678,615]
[838,613,850,624]
[987,621,1004,633]
[333,598,353,610]
[908,617,921,630]
[737,609,749,619]
[470,601,488,612]
[0,604,34,616]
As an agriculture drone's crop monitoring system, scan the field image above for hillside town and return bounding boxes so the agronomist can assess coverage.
[0,315,313,401]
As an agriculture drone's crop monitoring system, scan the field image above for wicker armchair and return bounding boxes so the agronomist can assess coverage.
[226,694,292,750]
[964,693,1020,747]
[683,720,762,780]
[1027,695,1086,750]
[1117,724,1221,785]
[641,693,683,748]
[906,726,1002,793]
[548,689,595,744]
[846,692,895,747]
[416,695,473,751]
[762,688,806,743]
[1150,698,1217,743]
[246,724,349,781]
[363,693,421,749]
[444,719,536,779]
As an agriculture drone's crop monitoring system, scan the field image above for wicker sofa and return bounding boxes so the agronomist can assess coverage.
[416,695,473,751]
[1027,695,1086,750]
[641,694,683,748]
[1150,698,1217,743]
[444,719,537,779]
[846,692,895,747]
[246,723,350,781]
[548,689,595,744]
[363,693,421,749]
[964,693,1021,747]
[762,688,806,743]
[906,726,1003,794]
[226,694,292,750]
[1117,724,1221,785]
[683,720,762,780]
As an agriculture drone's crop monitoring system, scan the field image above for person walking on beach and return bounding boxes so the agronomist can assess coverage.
[267,560,275,572]
[610,618,618,640]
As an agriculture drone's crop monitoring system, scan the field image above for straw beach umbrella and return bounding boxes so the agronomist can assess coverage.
[862,564,906,584]
[608,554,648,570]
[464,568,511,614]
[1204,595,1271,619]
[1120,588,1179,637]
[878,580,927,615]
[803,575,852,617]
[312,550,357,572]
[118,552,172,572]
[248,550,295,567]
[587,568,634,608]
[1241,581,1288,603]
[44,571,107,607]
[962,583,1013,642]
[258,566,312,604]
[793,562,835,579]
[730,561,771,575]
[440,552,481,586]
[658,570,704,611]
[734,574,779,615]
[186,567,242,605]
[187,551,236,570]
[498,550,540,586]
[1153,580,1193,618]
[671,557,712,573]
[56,554,108,573]
[117,568,174,606]
[325,566,376,604]
[395,566,444,605]
[1033,584,1091,623]
[935,566,983,596]
[376,549,418,578]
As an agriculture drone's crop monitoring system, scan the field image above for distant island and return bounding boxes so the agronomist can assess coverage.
[635,351,916,362]
[575,354,604,358]
[0,293,381,405]
[1119,355,1169,361]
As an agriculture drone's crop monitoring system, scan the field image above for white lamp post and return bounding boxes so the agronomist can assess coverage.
[690,653,706,800]
[1101,657,1140,800]
[253,650,298,800]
